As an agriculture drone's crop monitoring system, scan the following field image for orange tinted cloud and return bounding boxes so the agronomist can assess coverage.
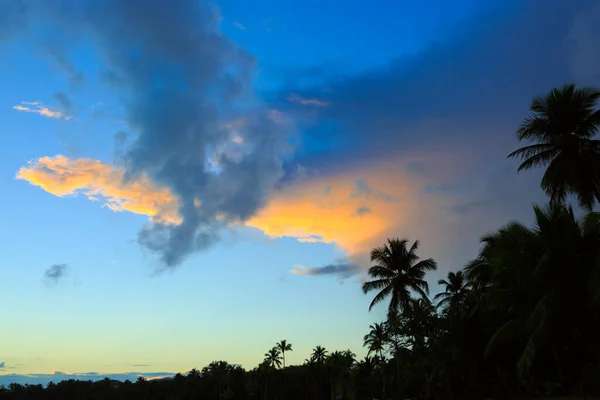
[247,151,473,273]
[16,155,181,224]
[16,152,467,271]
[246,169,407,255]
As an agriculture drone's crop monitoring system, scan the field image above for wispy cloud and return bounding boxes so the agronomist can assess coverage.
[291,262,360,278]
[287,93,330,107]
[12,101,71,120]
[233,21,247,30]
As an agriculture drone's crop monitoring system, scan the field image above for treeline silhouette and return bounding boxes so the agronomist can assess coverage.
[1,84,600,399]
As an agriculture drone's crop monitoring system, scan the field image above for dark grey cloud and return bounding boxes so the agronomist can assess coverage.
[4,0,294,268]
[42,264,68,285]
[292,262,360,278]
[278,0,600,281]
[0,361,5,369]
[132,364,151,367]
[280,0,600,174]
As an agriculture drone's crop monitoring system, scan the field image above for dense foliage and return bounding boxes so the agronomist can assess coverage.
[1,85,599,399]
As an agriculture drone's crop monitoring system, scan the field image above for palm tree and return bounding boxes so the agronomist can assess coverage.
[276,340,293,368]
[363,323,388,359]
[483,203,600,384]
[311,345,328,363]
[264,347,282,369]
[363,238,437,317]
[434,271,471,310]
[363,323,389,400]
[508,84,600,210]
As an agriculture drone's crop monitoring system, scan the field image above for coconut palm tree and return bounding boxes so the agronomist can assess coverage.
[276,340,293,368]
[508,84,600,210]
[363,238,437,317]
[363,323,389,400]
[264,347,282,369]
[434,271,471,310]
[483,203,600,384]
[311,345,328,363]
[363,323,388,359]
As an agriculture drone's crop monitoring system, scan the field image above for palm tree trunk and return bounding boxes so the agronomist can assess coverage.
[393,339,401,400]
[283,351,286,369]
[379,350,386,400]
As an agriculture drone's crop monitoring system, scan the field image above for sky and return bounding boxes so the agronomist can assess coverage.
[1,0,599,385]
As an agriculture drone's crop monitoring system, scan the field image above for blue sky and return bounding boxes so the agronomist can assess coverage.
[1,0,599,384]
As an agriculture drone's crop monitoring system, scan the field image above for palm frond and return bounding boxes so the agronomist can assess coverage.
[368,284,393,311]
[362,278,390,294]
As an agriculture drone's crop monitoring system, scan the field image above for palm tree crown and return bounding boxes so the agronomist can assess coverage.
[363,323,388,358]
[310,345,328,363]
[508,84,600,210]
[264,347,282,369]
[434,271,471,310]
[362,238,437,317]
[276,340,293,368]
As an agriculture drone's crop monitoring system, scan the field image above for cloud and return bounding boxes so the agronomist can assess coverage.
[280,0,600,175]
[131,364,151,367]
[0,362,5,369]
[233,22,247,30]
[4,0,296,268]
[9,0,600,276]
[17,156,181,224]
[287,93,330,107]
[246,153,467,259]
[291,262,360,278]
[17,147,542,280]
[12,101,71,120]
[249,0,599,275]
[43,264,68,285]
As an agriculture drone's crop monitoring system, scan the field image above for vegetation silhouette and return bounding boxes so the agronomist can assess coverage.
[1,84,600,399]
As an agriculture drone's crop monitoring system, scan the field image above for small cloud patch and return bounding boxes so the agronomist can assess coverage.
[291,262,360,278]
[13,101,71,120]
[43,264,68,286]
[287,93,330,107]
[233,22,247,30]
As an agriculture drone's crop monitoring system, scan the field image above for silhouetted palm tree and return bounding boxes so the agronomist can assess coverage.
[434,271,471,310]
[364,322,389,400]
[264,347,282,369]
[484,203,600,382]
[363,323,388,359]
[363,238,437,317]
[311,345,328,363]
[276,340,293,368]
[508,84,600,209]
